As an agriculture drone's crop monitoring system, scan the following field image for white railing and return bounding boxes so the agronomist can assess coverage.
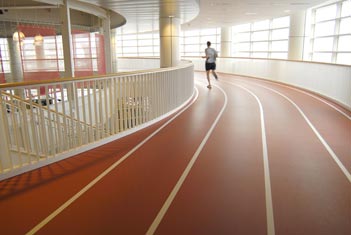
[187,56,351,110]
[0,61,194,180]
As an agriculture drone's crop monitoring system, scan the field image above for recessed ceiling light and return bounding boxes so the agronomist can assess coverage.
[290,2,309,5]
[245,12,257,15]
[271,3,287,6]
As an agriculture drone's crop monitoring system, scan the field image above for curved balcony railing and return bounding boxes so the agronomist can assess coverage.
[0,61,194,180]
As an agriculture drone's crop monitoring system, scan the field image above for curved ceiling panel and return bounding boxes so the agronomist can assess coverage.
[79,0,200,32]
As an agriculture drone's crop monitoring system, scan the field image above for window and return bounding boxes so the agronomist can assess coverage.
[180,28,221,56]
[315,21,335,37]
[312,53,332,63]
[235,33,250,42]
[252,31,269,41]
[252,42,268,51]
[272,28,289,40]
[306,0,351,65]
[232,16,289,59]
[337,53,351,64]
[338,35,351,51]
[314,37,334,51]
[341,0,351,17]
[340,17,351,34]
[315,4,337,22]
[271,41,289,51]
[0,38,10,73]
[116,26,160,57]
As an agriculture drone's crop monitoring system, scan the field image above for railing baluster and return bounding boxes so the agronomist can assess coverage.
[45,85,55,157]
[104,79,110,136]
[87,81,93,142]
[0,61,194,179]
[93,80,99,141]
[53,85,62,153]
[60,86,68,151]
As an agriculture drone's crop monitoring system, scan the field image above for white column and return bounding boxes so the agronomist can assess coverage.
[7,38,25,97]
[288,11,306,60]
[102,12,112,74]
[7,38,23,83]
[159,16,180,68]
[111,29,118,73]
[60,0,74,78]
[220,27,232,57]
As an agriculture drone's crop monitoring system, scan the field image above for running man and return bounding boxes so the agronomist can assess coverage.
[202,41,218,89]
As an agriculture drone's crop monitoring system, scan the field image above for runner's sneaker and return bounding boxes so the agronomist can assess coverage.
[214,74,218,80]
[207,85,212,89]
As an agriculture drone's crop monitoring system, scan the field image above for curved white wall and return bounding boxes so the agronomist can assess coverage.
[188,57,351,110]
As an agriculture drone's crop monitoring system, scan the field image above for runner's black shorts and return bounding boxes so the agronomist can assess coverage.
[205,62,216,71]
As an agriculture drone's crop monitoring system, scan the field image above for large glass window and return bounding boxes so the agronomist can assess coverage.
[180,28,221,56]
[0,38,10,73]
[272,28,289,40]
[339,17,351,34]
[315,4,337,22]
[116,26,160,57]
[314,21,335,37]
[232,16,290,59]
[341,0,351,17]
[306,0,351,65]
[338,35,351,51]
[314,37,334,51]
[271,41,289,51]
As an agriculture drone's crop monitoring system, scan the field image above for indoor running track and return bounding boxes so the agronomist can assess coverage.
[0,72,350,235]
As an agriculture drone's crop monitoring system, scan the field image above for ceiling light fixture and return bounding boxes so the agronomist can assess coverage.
[34,34,44,46]
[12,31,25,42]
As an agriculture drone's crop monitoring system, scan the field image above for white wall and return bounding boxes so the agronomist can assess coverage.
[189,57,351,110]
[117,57,160,71]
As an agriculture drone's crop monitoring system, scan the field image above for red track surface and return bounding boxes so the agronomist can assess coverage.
[1,72,350,235]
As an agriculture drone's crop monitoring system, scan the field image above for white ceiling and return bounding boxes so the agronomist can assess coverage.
[80,0,330,32]
[185,0,331,29]
[1,0,332,33]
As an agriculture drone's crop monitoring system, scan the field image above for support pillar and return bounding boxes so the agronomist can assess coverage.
[159,15,180,68]
[111,29,118,73]
[60,0,74,78]
[102,12,112,74]
[7,38,23,83]
[7,38,24,97]
[220,27,232,57]
[288,11,306,60]
[60,0,75,111]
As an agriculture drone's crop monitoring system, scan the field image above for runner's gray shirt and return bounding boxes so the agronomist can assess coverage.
[205,48,218,63]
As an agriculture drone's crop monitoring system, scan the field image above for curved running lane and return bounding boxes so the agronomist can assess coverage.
[0,72,350,235]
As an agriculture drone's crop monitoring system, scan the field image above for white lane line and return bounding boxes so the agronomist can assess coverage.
[146,84,228,235]
[25,88,199,235]
[231,83,275,235]
[240,81,351,183]
[195,78,276,234]
[234,76,351,120]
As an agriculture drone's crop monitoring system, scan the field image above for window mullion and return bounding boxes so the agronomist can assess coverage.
[332,1,342,63]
